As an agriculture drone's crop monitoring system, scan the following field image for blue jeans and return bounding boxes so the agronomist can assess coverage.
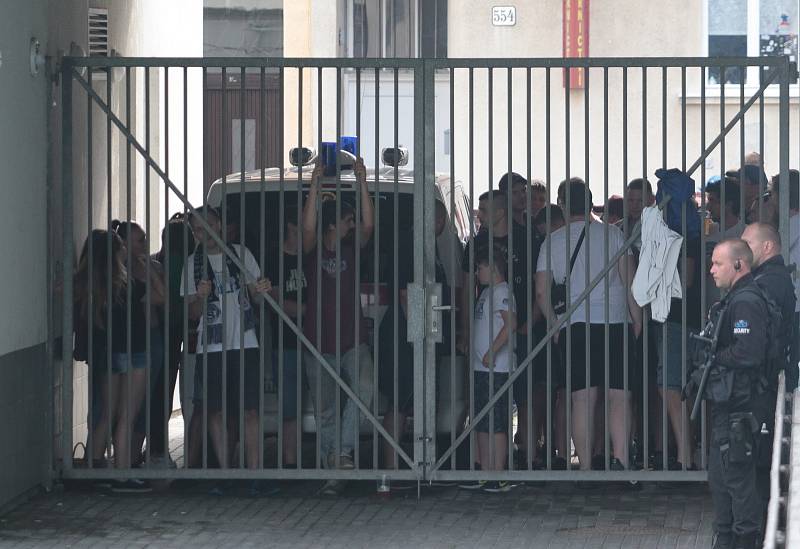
[303,344,374,463]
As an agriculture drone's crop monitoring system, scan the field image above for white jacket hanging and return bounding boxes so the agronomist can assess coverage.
[632,206,684,322]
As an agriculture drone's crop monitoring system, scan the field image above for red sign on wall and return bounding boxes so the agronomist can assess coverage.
[563,0,589,88]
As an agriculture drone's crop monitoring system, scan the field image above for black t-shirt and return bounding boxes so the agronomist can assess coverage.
[266,249,308,351]
[111,278,148,353]
[462,221,539,327]
[666,236,702,329]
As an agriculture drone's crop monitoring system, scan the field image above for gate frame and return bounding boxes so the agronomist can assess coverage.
[55,54,795,485]
[419,55,795,483]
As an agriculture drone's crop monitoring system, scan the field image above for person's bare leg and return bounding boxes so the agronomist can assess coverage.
[477,432,490,471]
[187,402,204,468]
[244,409,261,469]
[91,374,113,461]
[208,412,228,468]
[382,411,407,469]
[493,433,509,471]
[571,388,597,470]
[608,389,632,467]
[114,369,147,469]
[662,388,693,466]
[593,396,605,460]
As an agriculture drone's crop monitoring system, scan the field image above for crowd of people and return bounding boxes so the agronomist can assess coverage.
[71,152,799,518]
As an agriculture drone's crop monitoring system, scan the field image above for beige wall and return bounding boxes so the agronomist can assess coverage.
[46,0,203,456]
[446,0,799,201]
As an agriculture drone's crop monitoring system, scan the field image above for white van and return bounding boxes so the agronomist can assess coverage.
[185,152,473,438]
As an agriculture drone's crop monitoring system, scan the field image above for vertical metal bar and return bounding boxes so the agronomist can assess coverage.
[641,65,649,472]
[449,65,457,471]
[293,66,302,469]
[276,69,286,471]
[220,65,229,468]
[238,66,246,471]
[353,65,362,471]
[61,62,75,471]
[506,66,514,471]
[603,66,610,469]
[621,65,629,474]
[488,66,494,470]
[86,67,94,468]
[182,66,189,468]
[564,65,572,471]
[661,66,668,471]
[681,65,688,471]
[583,66,591,471]
[372,66,380,470]
[163,67,172,468]
[422,58,437,475]
[700,65,708,470]
[258,66,266,470]
[467,66,475,472]
[120,66,133,473]
[412,59,424,475]
[393,66,400,470]
[779,59,791,272]
[315,66,323,470]
[760,65,766,218]
[545,66,553,470]
[104,66,114,471]
[526,66,535,472]
[740,67,748,222]
[334,66,342,469]
[201,66,209,471]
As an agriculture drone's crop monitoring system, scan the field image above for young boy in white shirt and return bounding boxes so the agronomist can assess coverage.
[462,245,517,493]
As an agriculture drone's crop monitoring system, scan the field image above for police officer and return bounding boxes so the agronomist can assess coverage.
[742,222,797,390]
[741,222,796,533]
[707,238,768,549]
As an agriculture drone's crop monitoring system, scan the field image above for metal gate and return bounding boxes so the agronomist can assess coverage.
[54,55,795,487]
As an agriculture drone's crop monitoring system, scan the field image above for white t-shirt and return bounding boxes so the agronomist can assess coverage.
[181,244,261,352]
[536,220,629,325]
[472,282,515,373]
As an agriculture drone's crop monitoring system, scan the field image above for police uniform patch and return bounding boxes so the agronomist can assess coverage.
[733,319,750,335]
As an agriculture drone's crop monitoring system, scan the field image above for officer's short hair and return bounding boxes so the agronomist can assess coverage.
[747,222,782,250]
[718,238,754,268]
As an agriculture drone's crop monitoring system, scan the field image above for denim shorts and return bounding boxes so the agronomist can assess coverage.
[111,352,148,374]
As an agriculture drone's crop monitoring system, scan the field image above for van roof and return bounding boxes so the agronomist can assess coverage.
[207,166,447,206]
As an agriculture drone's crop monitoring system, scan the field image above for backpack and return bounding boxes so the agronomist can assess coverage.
[741,281,787,395]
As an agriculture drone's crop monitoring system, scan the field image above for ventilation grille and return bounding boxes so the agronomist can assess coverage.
[88,8,109,57]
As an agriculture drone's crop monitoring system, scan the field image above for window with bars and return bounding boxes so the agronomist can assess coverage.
[347,0,447,58]
[707,0,798,84]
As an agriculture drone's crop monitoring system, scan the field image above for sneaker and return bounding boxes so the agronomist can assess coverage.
[550,456,568,470]
[247,480,280,497]
[591,455,607,470]
[458,480,487,490]
[111,479,152,493]
[326,453,355,470]
[609,457,627,471]
[339,454,355,470]
[483,481,513,493]
[319,479,347,496]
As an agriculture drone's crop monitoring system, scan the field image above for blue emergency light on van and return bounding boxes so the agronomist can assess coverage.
[340,136,358,156]
[320,139,358,175]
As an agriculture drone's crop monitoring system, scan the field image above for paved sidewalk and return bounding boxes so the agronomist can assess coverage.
[0,479,713,548]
